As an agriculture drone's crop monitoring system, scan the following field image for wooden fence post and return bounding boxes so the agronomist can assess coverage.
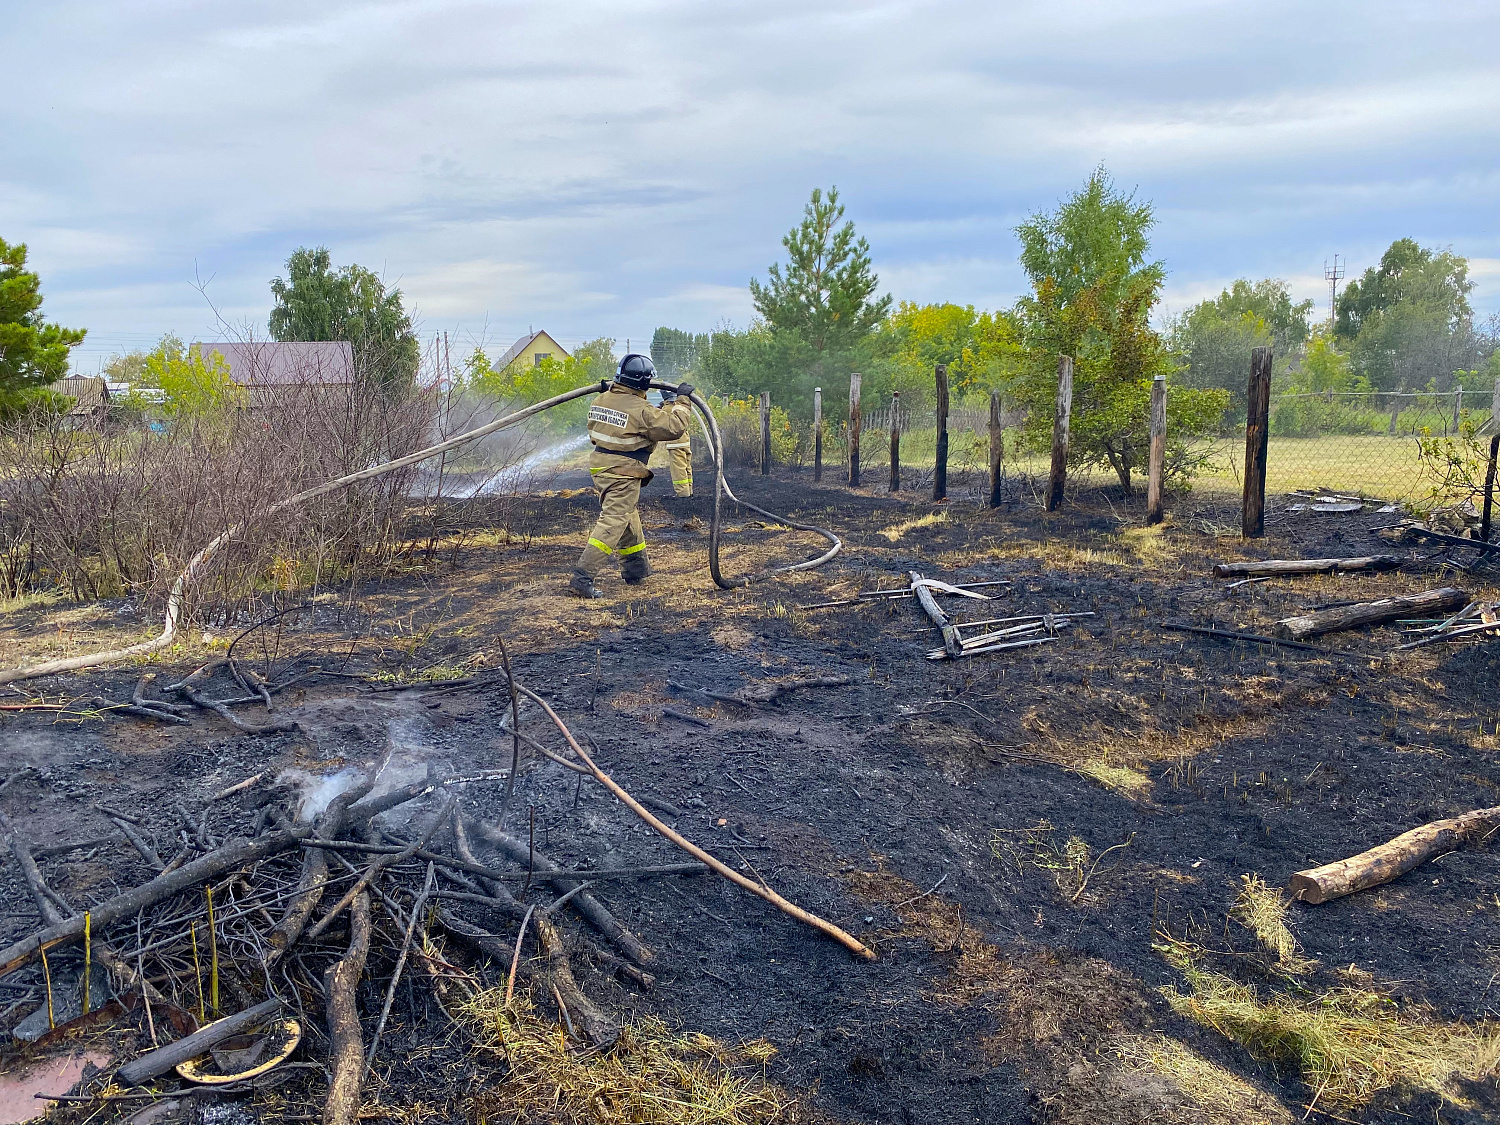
[1480,433,1498,544]
[1242,346,1273,538]
[847,373,862,487]
[759,392,771,476]
[1490,376,1500,434]
[1045,356,1073,511]
[933,364,949,502]
[889,392,901,492]
[1146,375,1166,525]
[813,387,823,482]
[1453,384,1463,432]
[988,391,1003,508]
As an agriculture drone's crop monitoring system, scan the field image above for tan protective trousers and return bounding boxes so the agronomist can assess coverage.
[576,470,645,577]
[664,440,692,497]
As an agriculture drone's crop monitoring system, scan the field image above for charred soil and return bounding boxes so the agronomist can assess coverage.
[2,468,1499,1124]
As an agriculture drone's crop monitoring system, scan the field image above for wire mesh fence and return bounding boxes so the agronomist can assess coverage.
[746,382,1500,505]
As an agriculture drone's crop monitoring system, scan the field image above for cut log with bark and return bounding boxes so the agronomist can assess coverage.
[1273,587,1469,641]
[1212,556,1403,579]
[1288,806,1500,904]
[116,998,282,1086]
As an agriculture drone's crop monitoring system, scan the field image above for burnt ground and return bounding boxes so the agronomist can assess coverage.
[3,465,1500,1124]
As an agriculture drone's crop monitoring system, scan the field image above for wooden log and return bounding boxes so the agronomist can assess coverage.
[0,827,311,979]
[1045,356,1073,511]
[322,891,371,1125]
[1273,586,1469,641]
[988,391,1003,509]
[847,373,861,487]
[909,570,959,659]
[1212,555,1404,579]
[889,391,901,493]
[759,391,771,477]
[1146,375,1166,525]
[117,998,282,1086]
[1288,807,1500,904]
[933,365,949,502]
[813,387,822,482]
[1242,346,1272,538]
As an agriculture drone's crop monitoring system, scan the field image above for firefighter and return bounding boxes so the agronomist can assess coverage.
[569,354,693,598]
[662,432,693,497]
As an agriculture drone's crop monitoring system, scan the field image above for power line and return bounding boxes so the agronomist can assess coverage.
[1323,254,1345,327]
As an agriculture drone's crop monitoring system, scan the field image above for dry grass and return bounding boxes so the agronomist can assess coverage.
[1107,1034,1294,1124]
[459,991,792,1124]
[1231,875,1311,971]
[877,510,948,542]
[1073,758,1153,797]
[1160,954,1500,1110]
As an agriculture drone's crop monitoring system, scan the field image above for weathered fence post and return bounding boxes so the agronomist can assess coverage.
[933,364,950,502]
[889,392,901,493]
[1146,374,1167,525]
[1242,346,1273,538]
[759,392,771,476]
[1453,384,1464,432]
[1480,433,1499,544]
[1490,376,1500,434]
[1389,393,1400,436]
[988,391,1003,509]
[813,387,823,482]
[847,373,862,487]
[1045,356,1073,511]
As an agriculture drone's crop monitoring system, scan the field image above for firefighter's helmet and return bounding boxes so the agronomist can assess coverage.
[615,353,655,391]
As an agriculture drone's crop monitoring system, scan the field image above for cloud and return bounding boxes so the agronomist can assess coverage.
[4,0,1496,369]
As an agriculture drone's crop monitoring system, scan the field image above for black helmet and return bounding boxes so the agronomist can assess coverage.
[616,353,655,391]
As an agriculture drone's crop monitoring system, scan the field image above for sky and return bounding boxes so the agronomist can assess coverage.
[5,0,1498,372]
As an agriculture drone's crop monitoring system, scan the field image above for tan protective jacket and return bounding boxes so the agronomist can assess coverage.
[587,385,692,480]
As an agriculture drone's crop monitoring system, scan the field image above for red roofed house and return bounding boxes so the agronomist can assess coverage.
[193,341,355,406]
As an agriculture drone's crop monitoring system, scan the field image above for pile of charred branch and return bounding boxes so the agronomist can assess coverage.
[0,661,354,733]
[0,668,872,1123]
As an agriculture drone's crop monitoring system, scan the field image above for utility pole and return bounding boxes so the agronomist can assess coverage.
[1324,255,1345,328]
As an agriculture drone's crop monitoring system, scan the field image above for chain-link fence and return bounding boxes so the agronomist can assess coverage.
[714,379,1499,507]
[1195,387,1498,502]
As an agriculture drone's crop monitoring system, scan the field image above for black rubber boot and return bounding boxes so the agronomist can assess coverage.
[567,569,603,599]
[621,551,653,585]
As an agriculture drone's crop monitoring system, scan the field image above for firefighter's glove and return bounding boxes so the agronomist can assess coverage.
[673,383,695,401]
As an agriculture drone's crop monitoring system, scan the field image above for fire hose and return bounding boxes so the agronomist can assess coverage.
[0,380,842,685]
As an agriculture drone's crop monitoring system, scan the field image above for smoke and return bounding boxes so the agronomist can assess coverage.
[278,708,450,822]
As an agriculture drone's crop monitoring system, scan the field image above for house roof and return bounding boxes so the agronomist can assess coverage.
[494,330,569,370]
[194,341,355,386]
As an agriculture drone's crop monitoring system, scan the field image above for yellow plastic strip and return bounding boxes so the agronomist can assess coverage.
[619,542,647,556]
[587,538,614,555]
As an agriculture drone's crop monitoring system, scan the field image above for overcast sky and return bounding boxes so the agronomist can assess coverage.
[6,0,1498,371]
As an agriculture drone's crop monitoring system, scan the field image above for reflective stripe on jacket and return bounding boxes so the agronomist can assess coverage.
[587,385,692,480]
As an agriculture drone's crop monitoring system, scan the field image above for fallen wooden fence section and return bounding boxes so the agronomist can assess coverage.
[1288,806,1500,904]
[1273,587,1468,641]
